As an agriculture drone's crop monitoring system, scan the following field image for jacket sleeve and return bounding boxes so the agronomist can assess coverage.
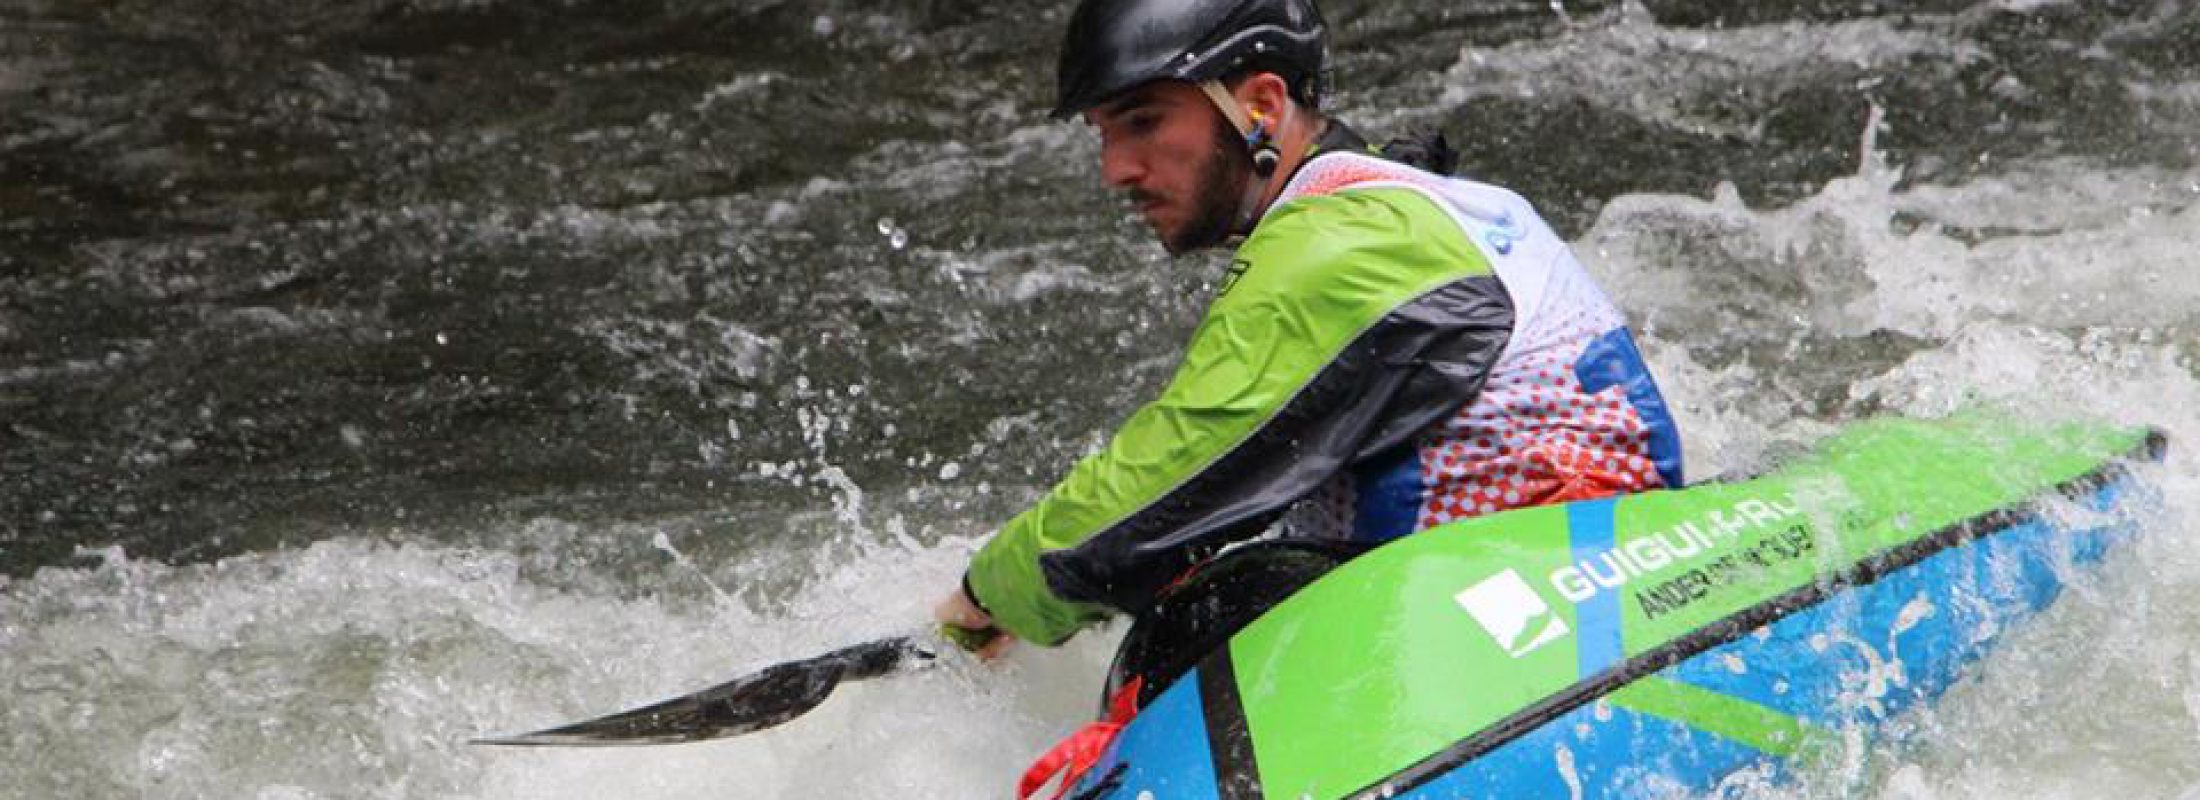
[965,188,1516,644]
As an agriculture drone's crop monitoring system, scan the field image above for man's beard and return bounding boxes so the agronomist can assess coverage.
[1156,119,1252,255]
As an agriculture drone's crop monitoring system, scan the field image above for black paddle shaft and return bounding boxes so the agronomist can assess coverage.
[475,637,935,746]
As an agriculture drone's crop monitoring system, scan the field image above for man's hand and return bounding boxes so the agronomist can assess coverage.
[935,585,1017,661]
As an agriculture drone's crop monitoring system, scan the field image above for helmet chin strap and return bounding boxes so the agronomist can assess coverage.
[1197,80,1285,235]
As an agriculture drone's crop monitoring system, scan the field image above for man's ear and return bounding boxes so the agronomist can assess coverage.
[1231,72,1294,124]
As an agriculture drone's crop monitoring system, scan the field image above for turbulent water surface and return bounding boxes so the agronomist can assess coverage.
[4,0,2198,797]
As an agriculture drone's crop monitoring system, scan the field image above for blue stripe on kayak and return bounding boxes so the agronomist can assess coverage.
[1393,699,1779,800]
[1394,479,2149,798]
[1662,479,2144,729]
[1073,667,1221,800]
[1570,497,1624,679]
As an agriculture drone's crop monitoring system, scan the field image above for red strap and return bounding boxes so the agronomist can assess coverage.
[1017,678,1143,800]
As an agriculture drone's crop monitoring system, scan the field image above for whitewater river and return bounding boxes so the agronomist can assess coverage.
[4,0,2198,797]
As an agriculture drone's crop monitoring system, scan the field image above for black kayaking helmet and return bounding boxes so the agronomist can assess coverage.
[1052,0,1328,120]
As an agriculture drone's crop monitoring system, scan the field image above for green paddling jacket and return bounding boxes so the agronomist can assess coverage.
[967,126,1683,644]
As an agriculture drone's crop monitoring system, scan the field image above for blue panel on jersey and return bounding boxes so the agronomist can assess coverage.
[1354,446,1425,543]
[1573,327,1683,488]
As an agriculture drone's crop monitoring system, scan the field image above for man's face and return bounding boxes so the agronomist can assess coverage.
[1084,81,1248,255]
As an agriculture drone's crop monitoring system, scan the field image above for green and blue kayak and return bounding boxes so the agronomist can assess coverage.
[1070,410,2166,799]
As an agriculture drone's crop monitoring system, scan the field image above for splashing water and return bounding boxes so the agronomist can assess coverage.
[5,1,2199,798]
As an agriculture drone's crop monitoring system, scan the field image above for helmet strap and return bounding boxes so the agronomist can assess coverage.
[1196,79,1284,233]
[1197,80,1255,137]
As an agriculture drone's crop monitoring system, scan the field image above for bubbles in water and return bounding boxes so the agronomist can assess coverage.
[877,216,910,250]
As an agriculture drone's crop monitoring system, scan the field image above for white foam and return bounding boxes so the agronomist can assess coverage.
[1423,8,1978,139]
[10,7,2200,798]
[0,532,1119,799]
[1583,109,2200,800]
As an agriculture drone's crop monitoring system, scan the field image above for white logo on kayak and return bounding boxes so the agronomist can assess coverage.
[1546,495,1804,605]
[1456,569,1570,658]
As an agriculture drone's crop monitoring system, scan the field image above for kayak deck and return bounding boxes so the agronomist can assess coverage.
[1073,412,2165,799]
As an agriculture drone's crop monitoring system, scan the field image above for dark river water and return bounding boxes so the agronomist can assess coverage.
[4,1,2199,797]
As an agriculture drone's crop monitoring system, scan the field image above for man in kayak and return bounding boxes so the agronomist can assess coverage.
[937,0,1683,655]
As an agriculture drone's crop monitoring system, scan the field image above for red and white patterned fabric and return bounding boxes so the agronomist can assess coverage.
[1273,153,1676,538]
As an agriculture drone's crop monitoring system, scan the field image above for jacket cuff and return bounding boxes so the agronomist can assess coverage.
[959,572,992,616]
[967,535,1105,645]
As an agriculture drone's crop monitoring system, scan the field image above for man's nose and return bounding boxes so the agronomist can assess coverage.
[1098,140,1142,188]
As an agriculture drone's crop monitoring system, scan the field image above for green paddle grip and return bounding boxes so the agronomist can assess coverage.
[939,623,1003,652]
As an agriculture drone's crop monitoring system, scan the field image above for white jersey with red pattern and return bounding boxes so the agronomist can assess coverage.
[1274,152,1683,541]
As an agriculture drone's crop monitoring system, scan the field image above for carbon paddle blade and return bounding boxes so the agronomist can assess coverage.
[474,636,934,746]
